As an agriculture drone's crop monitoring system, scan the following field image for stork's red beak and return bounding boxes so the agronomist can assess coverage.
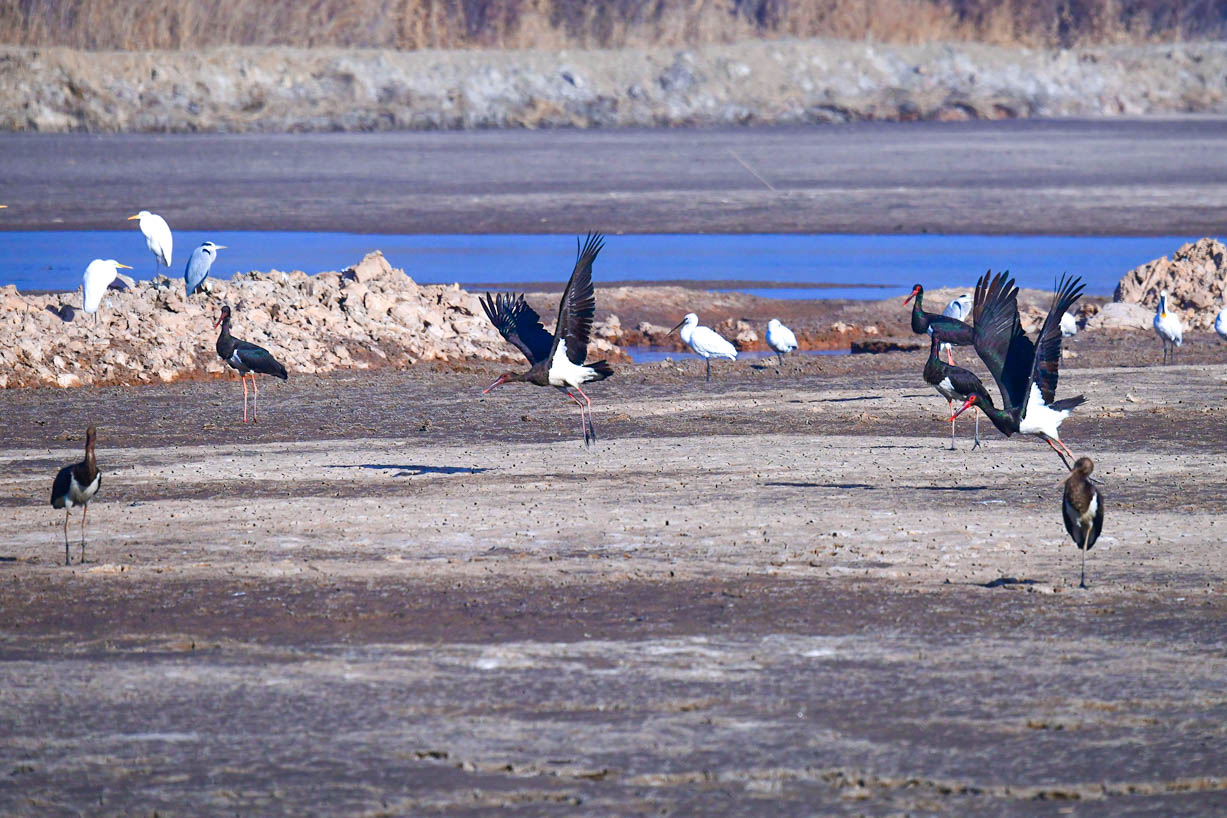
[483,374,507,394]
[949,395,977,421]
[903,286,920,306]
[213,315,223,328]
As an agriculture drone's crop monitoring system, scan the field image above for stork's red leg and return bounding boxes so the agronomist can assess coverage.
[242,374,250,423]
[574,385,596,446]
[252,375,259,423]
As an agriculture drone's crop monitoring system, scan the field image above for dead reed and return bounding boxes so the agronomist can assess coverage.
[1,0,1222,50]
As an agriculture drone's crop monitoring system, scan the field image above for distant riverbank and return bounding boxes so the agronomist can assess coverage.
[3,39,1226,133]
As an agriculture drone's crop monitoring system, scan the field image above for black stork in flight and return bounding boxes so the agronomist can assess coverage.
[950,271,1086,470]
[50,426,101,566]
[215,304,289,423]
[1062,456,1104,588]
[904,282,975,364]
[481,232,613,448]
[924,328,990,450]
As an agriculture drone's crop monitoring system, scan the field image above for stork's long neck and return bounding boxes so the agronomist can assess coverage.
[978,400,1018,437]
[910,292,927,332]
[82,436,98,482]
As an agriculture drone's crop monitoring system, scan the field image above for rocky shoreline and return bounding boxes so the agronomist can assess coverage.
[2,238,1222,389]
[4,39,1227,133]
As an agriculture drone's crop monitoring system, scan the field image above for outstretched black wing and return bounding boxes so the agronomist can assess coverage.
[971,270,1032,412]
[1028,274,1085,406]
[234,340,288,380]
[552,232,604,366]
[480,292,554,365]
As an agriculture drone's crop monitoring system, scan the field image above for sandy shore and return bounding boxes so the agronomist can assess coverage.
[2,333,1226,814]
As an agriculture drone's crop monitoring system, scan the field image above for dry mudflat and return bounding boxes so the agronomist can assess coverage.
[2,332,1227,815]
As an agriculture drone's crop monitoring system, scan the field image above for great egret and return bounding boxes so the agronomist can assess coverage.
[127,210,173,272]
[938,293,972,362]
[1153,290,1183,365]
[765,319,797,366]
[51,426,101,566]
[1060,311,1077,337]
[481,234,613,448]
[1062,456,1104,589]
[1215,300,1227,342]
[185,241,227,296]
[82,259,132,322]
[214,305,289,424]
[670,313,737,381]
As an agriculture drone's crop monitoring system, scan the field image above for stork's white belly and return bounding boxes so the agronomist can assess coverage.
[548,339,598,388]
[69,472,101,506]
[935,377,959,402]
[1018,383,1069,438]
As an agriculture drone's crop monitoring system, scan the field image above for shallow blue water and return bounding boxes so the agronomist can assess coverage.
[0,232,1195,299]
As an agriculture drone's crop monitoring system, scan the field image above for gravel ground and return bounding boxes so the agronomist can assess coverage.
[2,337,1226,815]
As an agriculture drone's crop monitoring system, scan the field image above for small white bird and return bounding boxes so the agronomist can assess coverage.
[765,318,797,366]
[1215,300,1227,343]
[670,313,737,381]
[1060,311,1078,337]
[1153,290,1183,365]
[82,259,133,323]
[938,294,971,363]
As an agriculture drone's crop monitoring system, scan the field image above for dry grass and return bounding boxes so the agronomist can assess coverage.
[1,0,1223,50]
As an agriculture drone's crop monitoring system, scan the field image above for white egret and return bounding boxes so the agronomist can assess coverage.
[938,293,971,363]
[184,241,226,296]
[765,318,797,366]
[1060,311,1077,337]
[82,259,132,323]
[670,313,737,381]
[1153,290,1183,365]
[1215,299,1227,343]
[126,210,173,272]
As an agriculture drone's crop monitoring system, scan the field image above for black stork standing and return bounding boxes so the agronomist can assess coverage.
[481,232,614,448]
[950,271,1086,470]
[1062,456,1104,588]
[50,426,101,566]
[214,304,289,423]
[904,282,975,364]
[924,328,989,450]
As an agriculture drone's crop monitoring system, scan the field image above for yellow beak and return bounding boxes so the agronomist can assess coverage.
[126,214,140,220]
[116,263,133,269]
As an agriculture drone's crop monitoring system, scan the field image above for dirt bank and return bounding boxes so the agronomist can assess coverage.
[4,39,1227,133]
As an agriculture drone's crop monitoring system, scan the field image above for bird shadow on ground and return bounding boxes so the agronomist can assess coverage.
[815,395,882,402]
[45,304,76,322]
[980,577,1040,588]
[912,485,989,492]
[765,482,875,490]
[324,464,491,478]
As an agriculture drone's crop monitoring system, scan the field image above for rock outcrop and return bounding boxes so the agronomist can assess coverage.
[0,252,625,389]
[1114,237,1227,330]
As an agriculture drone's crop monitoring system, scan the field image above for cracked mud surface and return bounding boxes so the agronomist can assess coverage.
[2,338,1227,815]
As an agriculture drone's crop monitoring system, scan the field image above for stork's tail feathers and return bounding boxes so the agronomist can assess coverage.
[587,360,614,381]
[1051,394,1086,413]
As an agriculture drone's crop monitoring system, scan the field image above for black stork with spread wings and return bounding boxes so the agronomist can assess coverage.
[951,270,1086,470]
[481,233,614,448]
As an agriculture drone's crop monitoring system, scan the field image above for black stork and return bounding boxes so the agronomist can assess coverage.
[214,304,288,423]
[924,328,989,450]
[950,271,1086,470]
[1062,456,1104,589]
[481,232,613,448]
[50,426,101,566]
[904,282,975,364]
